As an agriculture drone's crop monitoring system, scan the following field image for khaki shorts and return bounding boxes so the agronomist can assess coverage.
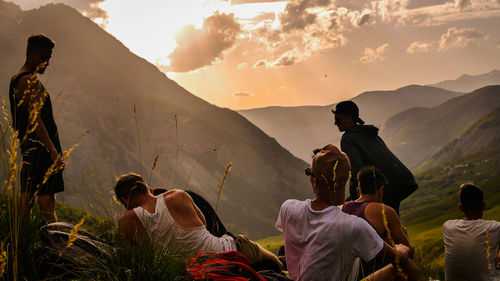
[232,234,261,264]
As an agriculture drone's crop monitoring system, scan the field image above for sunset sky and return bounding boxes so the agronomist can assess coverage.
[10,0,500,109]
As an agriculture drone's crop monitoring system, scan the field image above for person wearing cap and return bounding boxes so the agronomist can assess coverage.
[332,101,418,214]
[275,144,425,281]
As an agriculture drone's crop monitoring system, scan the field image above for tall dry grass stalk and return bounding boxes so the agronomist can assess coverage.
[212,162,232,232]
[381,204,407,281]
[133,105,142,174]
[1,64,76,280]
[485,229,492,271]
[0,242,7,278]
[148,154,160,186]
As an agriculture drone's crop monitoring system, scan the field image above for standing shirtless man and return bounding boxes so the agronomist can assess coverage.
[9,34,64,223]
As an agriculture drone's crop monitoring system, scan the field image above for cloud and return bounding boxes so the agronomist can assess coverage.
[254,60,269,67]
[231,0,283,4]
[453,0,472,10]
[406,41,434,53]
[357,9,372,25]
[279,0,331,32]
[272,53,296,67]
[374,0,410,22]
[237,62,248,70]
[360,43,390,63]
[233,91,253,97]
[438,27,487,51]
[401,0,500,26]
[168,12,241,72]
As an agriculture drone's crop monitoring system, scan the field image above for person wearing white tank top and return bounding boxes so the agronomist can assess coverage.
[114,173,282,267]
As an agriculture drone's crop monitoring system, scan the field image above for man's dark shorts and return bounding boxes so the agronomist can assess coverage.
[21,149,64,196]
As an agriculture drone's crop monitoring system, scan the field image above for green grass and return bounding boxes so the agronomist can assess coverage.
[256,234,283,253]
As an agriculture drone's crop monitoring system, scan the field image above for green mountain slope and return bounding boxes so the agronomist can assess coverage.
[429,69,500,93]
[417,107,500,172]
[383,85,500,168]
[239,85,459,161]
[0,1,312,238]
[400,146,500,279]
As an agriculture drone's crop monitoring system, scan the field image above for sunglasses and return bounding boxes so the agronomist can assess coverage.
[305,167,315,177]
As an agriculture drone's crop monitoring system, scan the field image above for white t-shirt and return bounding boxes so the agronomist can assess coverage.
[134,195,236,257]
[444,219,500,281]
[276,199,384,281]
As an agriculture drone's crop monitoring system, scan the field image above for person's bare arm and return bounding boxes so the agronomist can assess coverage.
[118,210,145,246]
[16,76,58,161]
[385,206,414,258]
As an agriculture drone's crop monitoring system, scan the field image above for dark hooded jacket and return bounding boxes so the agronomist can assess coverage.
[341,125,418,211]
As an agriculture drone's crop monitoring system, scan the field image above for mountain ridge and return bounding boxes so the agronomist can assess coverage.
[383,85,500,168]
[0,1,312,238]
[239,85,459,162]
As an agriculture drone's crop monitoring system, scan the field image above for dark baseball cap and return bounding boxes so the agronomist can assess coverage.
[331,100,365,125]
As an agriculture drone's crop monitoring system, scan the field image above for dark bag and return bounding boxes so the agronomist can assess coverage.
[39,222,113,275]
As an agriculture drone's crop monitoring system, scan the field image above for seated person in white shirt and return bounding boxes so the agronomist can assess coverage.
[443,183,500,281]
[115,173,281,267]
[276,144,425,281]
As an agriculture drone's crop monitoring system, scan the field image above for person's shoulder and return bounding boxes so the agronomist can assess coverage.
[163,189,189,200]
[478,219,500,230]
[279,199,307,215]
[443,219,462,231]
[163,189,194,210]
[281,199,305,208]
[118,209,138,225]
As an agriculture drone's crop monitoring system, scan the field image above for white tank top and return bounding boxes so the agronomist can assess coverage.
[133,195,236,256]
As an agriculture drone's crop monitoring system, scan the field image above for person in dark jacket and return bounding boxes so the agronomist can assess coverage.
[332,100,417,213]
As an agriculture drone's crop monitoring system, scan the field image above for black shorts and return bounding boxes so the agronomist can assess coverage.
[21,149,64,196]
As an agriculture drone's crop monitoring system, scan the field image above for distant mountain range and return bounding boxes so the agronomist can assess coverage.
[0,1,312,238]
[239,85,460,162]
[383,85,500,168]
[429,69,500,93]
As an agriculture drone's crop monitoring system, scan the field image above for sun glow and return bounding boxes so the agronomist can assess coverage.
[98,0,286,68]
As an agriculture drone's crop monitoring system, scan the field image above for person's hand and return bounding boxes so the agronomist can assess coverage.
[395,244,410,261]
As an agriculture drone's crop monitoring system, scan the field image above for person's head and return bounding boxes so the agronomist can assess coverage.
[331,101,364,132]
[458,183,485,219]
[307,144,351,205]
[26,34,55,74]
[114,173,150,210]
[357,166,387,202]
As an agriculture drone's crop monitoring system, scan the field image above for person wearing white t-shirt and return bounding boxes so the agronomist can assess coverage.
[443,183,500,281]
[276,144,425,281]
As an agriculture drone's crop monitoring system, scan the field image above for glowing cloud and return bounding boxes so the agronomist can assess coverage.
[407,41,434,53]
[360,43,390,64]
[233,91,253,97]
[168,12,241,72]
[438,27,487,51]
